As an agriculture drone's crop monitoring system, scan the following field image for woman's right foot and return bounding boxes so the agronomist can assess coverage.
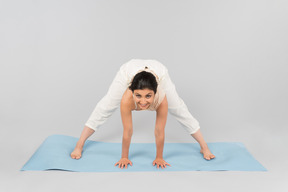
[71,146,83,159]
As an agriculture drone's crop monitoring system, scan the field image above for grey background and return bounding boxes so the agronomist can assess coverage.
[1,0,287,191]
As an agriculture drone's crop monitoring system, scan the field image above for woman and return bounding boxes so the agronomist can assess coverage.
[71,59,215,169]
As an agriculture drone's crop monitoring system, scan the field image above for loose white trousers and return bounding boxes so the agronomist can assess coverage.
[85,59,200,134]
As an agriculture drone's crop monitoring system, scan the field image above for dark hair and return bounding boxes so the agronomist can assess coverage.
[129,71,158,94]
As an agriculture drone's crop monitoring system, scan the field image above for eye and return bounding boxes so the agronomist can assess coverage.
[136,95,141,98]
[146,95,151,98]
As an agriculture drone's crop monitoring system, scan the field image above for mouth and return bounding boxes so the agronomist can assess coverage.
[139,103,149,107]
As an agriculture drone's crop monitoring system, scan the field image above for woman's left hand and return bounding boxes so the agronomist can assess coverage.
[152,158,171,169]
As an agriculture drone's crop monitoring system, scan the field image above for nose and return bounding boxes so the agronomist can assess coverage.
[140,98,147,104]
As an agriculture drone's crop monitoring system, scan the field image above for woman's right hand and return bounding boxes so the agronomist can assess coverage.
[114,158,133,169]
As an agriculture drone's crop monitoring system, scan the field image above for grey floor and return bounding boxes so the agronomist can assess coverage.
[1,110,288,192]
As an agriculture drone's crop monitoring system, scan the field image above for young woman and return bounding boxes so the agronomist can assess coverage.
[71,59,215,169]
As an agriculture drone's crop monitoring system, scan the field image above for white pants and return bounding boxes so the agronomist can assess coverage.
[85,59,200,134]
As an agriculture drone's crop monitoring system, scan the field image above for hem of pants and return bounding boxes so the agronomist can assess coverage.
[84,123,98,131]
[188,126,200,135]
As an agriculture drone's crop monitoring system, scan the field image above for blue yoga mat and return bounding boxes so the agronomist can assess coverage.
[21,135,267,172]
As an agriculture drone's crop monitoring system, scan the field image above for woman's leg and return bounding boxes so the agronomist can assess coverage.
[160,68,200,134]
[71,63,129,159]
[190,129,215,160]
[85,63,129,131]
[160,67,215,160]
[71,125,95,159]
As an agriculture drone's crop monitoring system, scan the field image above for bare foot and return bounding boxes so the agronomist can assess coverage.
[200,148,216,160]
[71,146,83,160]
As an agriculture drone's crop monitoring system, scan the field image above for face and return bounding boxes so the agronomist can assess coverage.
[133,89,155,109]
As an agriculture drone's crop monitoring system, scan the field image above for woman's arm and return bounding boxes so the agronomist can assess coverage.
[120,101,133,158]
[115,99,133,169]
[155,96,168,158]
[153,96,171,168]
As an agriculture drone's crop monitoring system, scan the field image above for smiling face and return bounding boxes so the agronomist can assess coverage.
[133,89,155,109]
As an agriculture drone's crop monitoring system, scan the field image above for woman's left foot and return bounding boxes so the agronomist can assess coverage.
[200,148,216,160]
